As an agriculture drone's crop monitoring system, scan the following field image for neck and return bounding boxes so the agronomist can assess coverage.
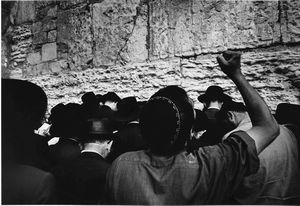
[82,141,112,158]
[128,120,139,124]
[207,101,222,110]
[223,113,252,140]
[236,113,252,128]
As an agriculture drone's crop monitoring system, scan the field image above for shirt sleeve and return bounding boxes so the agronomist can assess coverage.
[221,130,259,190]
[35,172,57,204]
[197,130,259,198]
[226,131,259,175]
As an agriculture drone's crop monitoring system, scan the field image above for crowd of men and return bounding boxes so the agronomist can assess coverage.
[2,51,300,204]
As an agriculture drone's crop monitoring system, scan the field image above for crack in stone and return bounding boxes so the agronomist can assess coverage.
[146,0,151,62]
[115,0,147,65]
[278,0,283,43]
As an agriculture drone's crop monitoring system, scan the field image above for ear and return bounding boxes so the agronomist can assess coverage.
[226,111,235,123]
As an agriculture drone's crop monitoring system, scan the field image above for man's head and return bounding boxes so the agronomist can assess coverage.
[198,85,232,109]
[113,96,140,123]
[140,86,195,156]
[217,101,248,133]
[2,79,48,135]
[102,92,121,111]
[49,103,88,139]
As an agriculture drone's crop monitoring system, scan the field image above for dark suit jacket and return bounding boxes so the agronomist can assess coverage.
[54,151,110,204]
[2,163,57,204]
[13,133,53,172]
[204,108,220,126]
[49,138,81,165]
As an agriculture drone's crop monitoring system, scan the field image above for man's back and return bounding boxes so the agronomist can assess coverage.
[2,164,56,204]
[106,131,259,204]
[54,151,109,204]
[233,125,300,204]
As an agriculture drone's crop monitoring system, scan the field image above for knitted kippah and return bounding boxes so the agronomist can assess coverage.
[147,96,181,144]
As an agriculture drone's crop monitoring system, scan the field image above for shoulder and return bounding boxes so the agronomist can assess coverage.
[114,150,148,163]
[13,165,56,201]
[17,164,54,180]
[197,130,258,172]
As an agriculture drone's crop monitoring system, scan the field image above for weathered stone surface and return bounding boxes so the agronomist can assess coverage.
[92,0,147,66]
[149,0,281,59]
[49,61,62,74]
[7,25,32,71]
[2,0,300,113]
[33,32,47,45]
[181,46,300,111]
[10,1,36,25]
[59,0,87,10]
[57,4,93,70]
[42,19,57,32]
[42,42,57,61]
[32,22,42,34]
[27,52,41,65]
[35,1,57,10]
[10,68,23,79]
[119,1,149,63]
[47,5,58,17]
[27,46,300,112]
[48,30,57,42]
[37,62,51,75]
[281,0,300,43]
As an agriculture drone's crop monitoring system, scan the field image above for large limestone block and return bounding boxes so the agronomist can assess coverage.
[149,0,170,59]
[11,1,36,25]
[119,1,149,63]
[27,52,41,65]
[92,0,147,66]
[281,0,300,43]
[149,0,281,59]
[59,0,87,10]
[57,4,93,70]
[42,42,57,61]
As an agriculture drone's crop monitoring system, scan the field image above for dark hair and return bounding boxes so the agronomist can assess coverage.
[218,101,247,120]
[140,86,194,156]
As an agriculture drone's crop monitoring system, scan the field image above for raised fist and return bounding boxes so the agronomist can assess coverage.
[216,51,242,78]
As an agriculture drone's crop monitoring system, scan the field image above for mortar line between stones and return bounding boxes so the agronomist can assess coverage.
[177,42,300,59]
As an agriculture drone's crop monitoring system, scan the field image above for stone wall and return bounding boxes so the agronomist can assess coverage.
[2,0,300,112]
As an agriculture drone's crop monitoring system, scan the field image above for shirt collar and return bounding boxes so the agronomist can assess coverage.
[207,106,220,110]
[81,143,105,158]
[128,121,139,124]
[81,142,112,158]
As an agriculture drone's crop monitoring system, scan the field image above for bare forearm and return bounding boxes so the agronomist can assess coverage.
[217,51,279,152]
[231,73,279,152]
[231,74,275,127]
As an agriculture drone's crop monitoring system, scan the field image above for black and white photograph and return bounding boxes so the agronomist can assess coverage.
[1,0,300,204]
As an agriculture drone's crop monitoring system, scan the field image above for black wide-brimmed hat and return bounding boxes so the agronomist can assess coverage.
[86,118,115,140]
[102,92,121,103]
[112,96,140,122]
[49,103,87,139]
[81,91,97,105]
[198,86,232,103]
